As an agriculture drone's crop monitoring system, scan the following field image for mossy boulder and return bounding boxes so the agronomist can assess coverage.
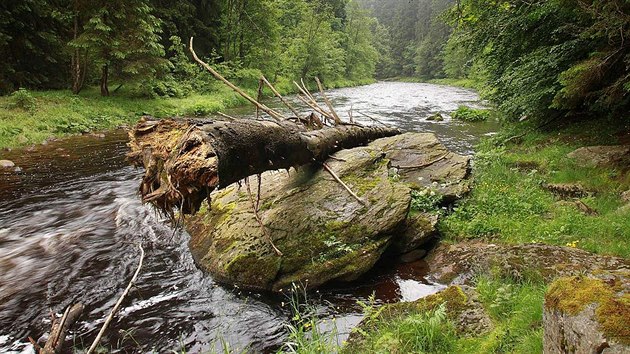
[567,145,630,169]
[544,273,630,353]
[425,242,630,285]
[342,285,493,353]
[186,133,471,291]
[426,113,444,122]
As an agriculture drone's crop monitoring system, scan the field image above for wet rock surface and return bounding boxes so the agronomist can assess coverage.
[544,273,630,353]
[425,242,630,285]
[186,133,471,291]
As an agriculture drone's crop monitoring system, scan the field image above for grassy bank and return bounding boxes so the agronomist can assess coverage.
[441,116,630,258]
[0,77,375,150]
[280,115,629,354]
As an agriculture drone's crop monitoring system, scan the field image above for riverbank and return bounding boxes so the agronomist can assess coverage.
[292,115,630,353]
[0,78,375,150]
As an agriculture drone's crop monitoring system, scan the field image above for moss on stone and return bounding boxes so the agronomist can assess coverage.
[343,286,472,354]
[545,276,630,344]
[341,172,380,196]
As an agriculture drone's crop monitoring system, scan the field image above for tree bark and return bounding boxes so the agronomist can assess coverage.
[100,64,109,96]
[128,118,400,215]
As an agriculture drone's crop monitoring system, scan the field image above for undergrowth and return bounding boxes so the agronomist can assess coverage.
[455,274,546,353]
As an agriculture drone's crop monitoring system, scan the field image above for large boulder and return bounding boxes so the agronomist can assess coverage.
[425,242,630,285]
[567,145,630,169]
[544,273,630,353]
[186,133,470,291]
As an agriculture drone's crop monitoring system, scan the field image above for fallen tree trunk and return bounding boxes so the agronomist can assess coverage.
[128,117,400,215]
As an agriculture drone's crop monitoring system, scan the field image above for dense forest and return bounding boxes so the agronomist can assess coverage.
[0,0,379,97]
[1,0,629,121]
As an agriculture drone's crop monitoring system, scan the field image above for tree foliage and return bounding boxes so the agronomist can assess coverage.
[0,0,382,95]
[446,0,630,120]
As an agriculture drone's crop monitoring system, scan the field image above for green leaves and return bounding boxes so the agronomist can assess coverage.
[447,0,630,120]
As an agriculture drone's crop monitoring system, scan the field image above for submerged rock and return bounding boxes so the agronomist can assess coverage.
[426,113,444,122]
[0,160,15,168]
[186,133,470,291]
[567,145,630,168]
[544,273,630,353]
[425,242,630,285]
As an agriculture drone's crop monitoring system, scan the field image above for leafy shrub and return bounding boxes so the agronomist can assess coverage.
[451,106,490,122]
[11,88,37,112]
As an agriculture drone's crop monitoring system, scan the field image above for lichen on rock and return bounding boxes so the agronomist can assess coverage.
[425,242,630,286]
[544,273,630,353]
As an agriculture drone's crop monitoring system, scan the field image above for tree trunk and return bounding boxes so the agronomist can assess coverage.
[71,12,83,95]
[128,118,400,215]
[100,64,109,96]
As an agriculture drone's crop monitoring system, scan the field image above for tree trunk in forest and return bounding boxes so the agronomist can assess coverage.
[100,64,109,96]
[71,12,84,95]
[127,117,400,216]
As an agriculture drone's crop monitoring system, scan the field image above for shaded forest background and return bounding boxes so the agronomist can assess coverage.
[1,0,628,121]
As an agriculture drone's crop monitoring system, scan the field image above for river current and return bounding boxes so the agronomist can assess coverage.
[0,82,496,353]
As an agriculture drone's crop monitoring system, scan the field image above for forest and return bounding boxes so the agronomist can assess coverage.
[1,0,629,353]
[2,0,628,123]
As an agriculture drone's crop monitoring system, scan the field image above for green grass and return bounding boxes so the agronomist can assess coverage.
[0,85,252,149]
[0,77,374,150]
[440,118,630,258]
[451,106,492,122]
[455,275,546,354]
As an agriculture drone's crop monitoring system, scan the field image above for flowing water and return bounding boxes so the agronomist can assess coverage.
[0,82,497,353]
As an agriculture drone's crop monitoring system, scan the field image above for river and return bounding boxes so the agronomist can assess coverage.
[0,82,496,353]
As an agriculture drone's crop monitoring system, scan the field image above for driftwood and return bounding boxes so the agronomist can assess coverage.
[128,118,399,215]
[36,303,84,354]
[127,38,401,219]
[86,244,144,354]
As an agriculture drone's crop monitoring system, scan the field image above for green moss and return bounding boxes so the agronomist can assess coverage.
[545,276,630,344]
[341,173,380,196]
[224,252,281,287]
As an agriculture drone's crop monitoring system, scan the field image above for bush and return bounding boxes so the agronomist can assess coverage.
[451,106,491,122]
[11,88,37,112]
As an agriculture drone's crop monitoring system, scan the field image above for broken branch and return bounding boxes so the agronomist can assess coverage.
[86,244,144,354]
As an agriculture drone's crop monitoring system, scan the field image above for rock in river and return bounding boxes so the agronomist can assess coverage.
[186,133,471,291]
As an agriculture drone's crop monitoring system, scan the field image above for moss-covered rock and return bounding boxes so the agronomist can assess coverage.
[567,145,630,169]
[186,133,471,291]
[342,285,493,353]
[544,273,630,353]
[425,242,630,286]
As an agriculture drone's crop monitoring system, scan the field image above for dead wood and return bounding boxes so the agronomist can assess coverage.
[40,303,84,354]
[128,38,400,218]
[86,244,144,354]
[128,118,399,215]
